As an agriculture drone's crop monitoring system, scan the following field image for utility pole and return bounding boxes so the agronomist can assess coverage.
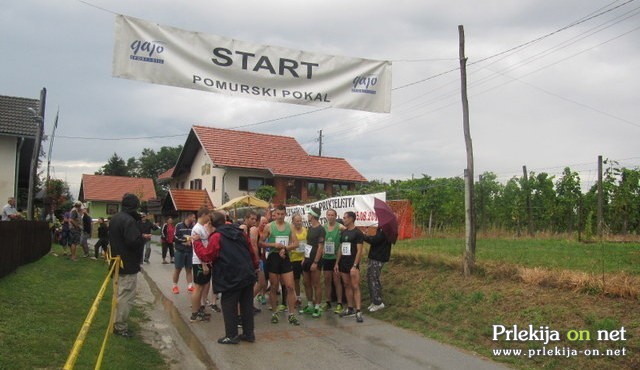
[317,129,323,156]
[597,155,603,240]
[26,88,46,220]
[459,25,476,276]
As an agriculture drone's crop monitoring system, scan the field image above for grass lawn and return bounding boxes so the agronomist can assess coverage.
[0,244,167,370]
[361,236,640,369]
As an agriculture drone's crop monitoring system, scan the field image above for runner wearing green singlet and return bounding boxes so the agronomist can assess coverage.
[291,214,307,309]
[260,205,300,326]
[321,208,345,313]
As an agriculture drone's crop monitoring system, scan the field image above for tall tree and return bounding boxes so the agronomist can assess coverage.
[554,167,582,233]
[95,153,129,176]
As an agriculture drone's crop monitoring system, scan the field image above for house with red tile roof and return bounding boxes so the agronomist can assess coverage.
[0,93,43,207]
[161,188,214,219]
[165,125,366,207]
[79,174,157,218]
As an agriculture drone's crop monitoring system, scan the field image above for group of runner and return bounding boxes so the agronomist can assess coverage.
[168,203,368,343]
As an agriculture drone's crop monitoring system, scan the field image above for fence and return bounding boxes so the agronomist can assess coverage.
[0,221,51,278]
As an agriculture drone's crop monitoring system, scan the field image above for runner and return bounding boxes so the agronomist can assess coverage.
[300,207,325,318]
[334,211,365,323]
[290,214,306,309]
[322,208,345,313]
[190,207,214,322]
[251,215,268,307]
[172,213,195,294]
[260,204,300,326]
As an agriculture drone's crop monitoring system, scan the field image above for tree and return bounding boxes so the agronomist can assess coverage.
[255,185,277,202]
[95,153,129,176]
[475,172,503,231]
[554,167,582,233]
[530,172,556,232]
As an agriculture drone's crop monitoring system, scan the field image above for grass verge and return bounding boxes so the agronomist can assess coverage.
[0,244,167,370]
[361,237,640,369]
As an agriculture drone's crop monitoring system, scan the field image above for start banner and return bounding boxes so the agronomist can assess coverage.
[112,15,392,113]
[285,192,386,227]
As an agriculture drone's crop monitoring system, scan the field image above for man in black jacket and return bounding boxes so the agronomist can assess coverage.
[93,217,109,260]
[109,193,151,337]
[364,227,393,312]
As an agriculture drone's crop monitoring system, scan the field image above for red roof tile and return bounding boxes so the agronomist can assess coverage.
[192,126,366,182]
[168,189,214,211]
[157,166,174,181]
[80,175,157,202]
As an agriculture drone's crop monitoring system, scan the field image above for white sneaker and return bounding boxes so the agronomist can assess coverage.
[369,303,385,312]
[367,303,375,311]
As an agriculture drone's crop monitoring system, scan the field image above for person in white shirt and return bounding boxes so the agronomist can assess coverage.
[2,197,21,221]
[189,207,218,322]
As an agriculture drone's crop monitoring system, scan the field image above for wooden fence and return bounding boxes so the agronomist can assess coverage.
[0,221,51,279]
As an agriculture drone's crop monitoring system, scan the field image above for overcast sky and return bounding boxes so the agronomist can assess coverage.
[2,0,638,199]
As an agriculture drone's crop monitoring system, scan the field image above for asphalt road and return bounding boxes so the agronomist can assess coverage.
[135,240,510,370]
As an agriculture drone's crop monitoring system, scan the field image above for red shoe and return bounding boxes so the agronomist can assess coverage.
[187,285,194,292]
[172,286,179,294]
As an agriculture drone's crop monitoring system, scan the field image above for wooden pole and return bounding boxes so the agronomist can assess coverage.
[459,25,476,276]
[597,155,603,240]
[523,165,534,236]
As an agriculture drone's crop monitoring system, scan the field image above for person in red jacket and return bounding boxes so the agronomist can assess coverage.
[195,211,258,344]
[161,217,176,264]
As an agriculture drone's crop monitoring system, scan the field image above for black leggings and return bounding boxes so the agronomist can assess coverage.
[94,238,109,258]
[162,242,175,259]
[220,285,255,338]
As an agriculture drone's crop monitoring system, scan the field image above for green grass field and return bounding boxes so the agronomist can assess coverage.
[362,236,640,369]
[0,244,167,370]
[398,237,640,275]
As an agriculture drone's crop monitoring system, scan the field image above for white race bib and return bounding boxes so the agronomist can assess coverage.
[304,244,313,258]
[298,240,307,253]
[341,242,351,256]
[275,236,289,247]
[324,241,335,255]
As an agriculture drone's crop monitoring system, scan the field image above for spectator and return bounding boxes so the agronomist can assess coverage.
[2,197,22,221]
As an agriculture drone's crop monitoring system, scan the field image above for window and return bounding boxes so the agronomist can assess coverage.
[307,181,326,198]
[211,176,216,191]
[332,183,350,193]
[106,203,119,215]
[239,176,265,191]
[190,179,202,190]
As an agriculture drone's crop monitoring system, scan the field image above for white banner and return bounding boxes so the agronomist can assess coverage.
[112,15,392,113]
[285,192,386,227]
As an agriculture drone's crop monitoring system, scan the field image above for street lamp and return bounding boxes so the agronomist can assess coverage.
[26,107,44,221]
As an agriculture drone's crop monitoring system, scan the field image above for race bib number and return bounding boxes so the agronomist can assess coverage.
[304,244,313,258]
[275,236,289,247]
[341,242,351,256]
[298,240,307,253]
[324,241,335,255]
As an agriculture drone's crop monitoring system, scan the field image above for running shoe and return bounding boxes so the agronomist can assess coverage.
[210,304,221,313]
[113,328,133,338]
[312,308,321,318]
[277,304,286,312]
[238,333,255,343]
[288,314,300,326]
[356,311,364,323]
[172,286,179,294]
[217,336,239,345]
[333,303,344,314]
[339,308,356,318]
[369,303,385,312]
[320,302,331,311]
[299,305,314,315]
[271,313,279,324]
[187,285,195,292]
[295,299,302,309]
[367,303,375,311]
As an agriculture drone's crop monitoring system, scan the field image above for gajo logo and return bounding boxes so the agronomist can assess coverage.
[129,40,166,64]
[351,74,378,95]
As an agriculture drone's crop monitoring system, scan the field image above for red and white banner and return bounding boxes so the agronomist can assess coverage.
[112,15,392,113]
[285,192,386,227]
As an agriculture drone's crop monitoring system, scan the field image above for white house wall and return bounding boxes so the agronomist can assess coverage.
[174,146,271,207]
[0,136,17,199]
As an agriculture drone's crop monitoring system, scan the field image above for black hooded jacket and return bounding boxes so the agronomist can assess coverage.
[109,194,145,275]
[364,227,393,263]
[211,224,257,293]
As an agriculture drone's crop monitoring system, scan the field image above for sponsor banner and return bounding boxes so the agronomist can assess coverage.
[285,192,385,227]
[112,15,392,113]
